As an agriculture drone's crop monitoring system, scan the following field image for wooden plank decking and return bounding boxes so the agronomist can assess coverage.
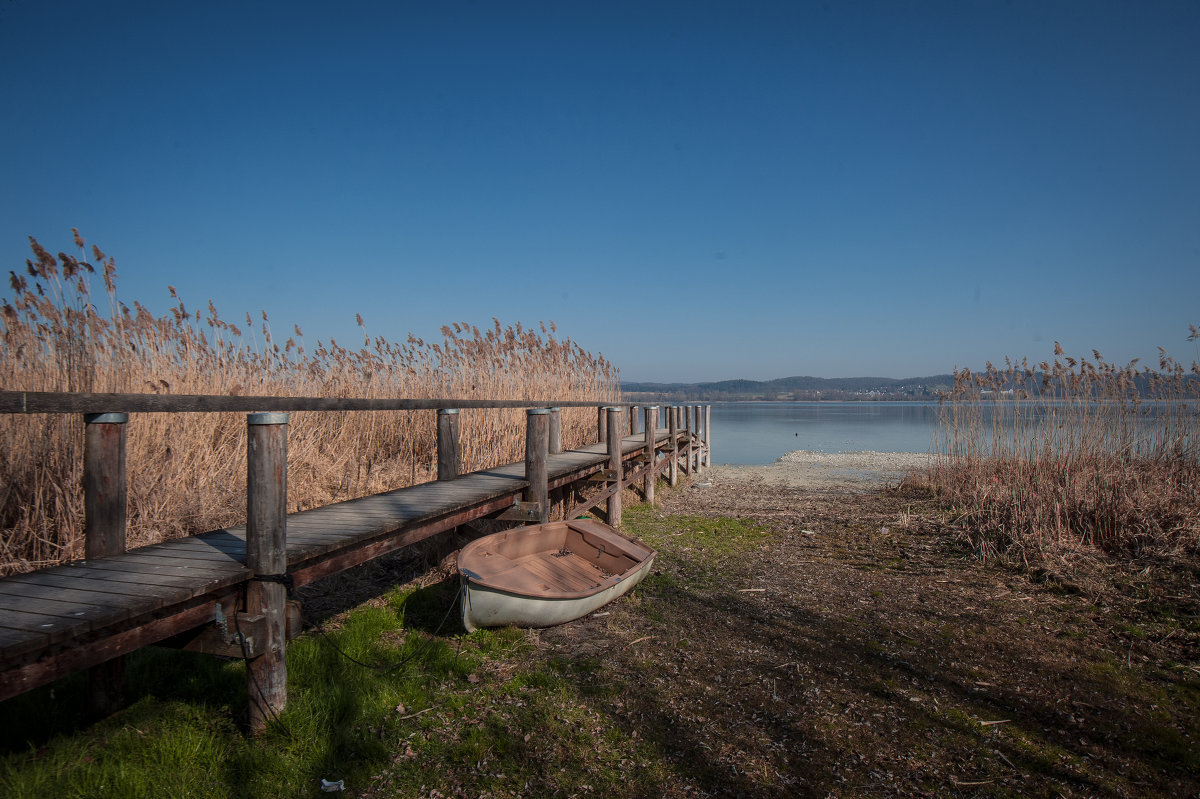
[0,430,679,700]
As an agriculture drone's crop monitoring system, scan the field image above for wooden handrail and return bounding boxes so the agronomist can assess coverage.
[0,391,630,415]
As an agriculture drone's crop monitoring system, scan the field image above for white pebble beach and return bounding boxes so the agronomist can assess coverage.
[702,450,940,490]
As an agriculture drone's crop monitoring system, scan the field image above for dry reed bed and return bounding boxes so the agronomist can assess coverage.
[913,340,1200,563]
[1,232,620,574]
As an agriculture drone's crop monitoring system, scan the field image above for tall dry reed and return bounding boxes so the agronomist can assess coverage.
[916,338,1200,563]
[0,232,620,574]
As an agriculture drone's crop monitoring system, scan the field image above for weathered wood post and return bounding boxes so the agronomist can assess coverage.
[689,404,698,474]
[677,406,685,476]
[694,404,704,473]
[684,405,694,475]
[547,407,563,518]
[83,412,128,717]
[548,407,562,455]
[629,405,639,436]
[437,408,460,481]
[524,409,550,525]
[643,406,657,503]
[705,405,712,467]
[246,412,289,733]
[668,405,679,486]
[680,406,687,468]
[606,406,624,527]
[597,406,607,445]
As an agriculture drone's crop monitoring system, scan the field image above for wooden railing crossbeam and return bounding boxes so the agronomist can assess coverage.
[0,391,635,415]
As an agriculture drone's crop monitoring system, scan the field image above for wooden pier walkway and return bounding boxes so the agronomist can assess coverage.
[0,394,712,723]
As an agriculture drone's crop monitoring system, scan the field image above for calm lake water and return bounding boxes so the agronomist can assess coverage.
[709,402,939,465]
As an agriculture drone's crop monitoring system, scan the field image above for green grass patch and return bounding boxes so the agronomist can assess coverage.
[622,502,772,603]
[622,502,771,557]
[1115,621,1147,639]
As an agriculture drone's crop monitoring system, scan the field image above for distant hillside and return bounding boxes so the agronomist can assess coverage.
[621,374,956,402]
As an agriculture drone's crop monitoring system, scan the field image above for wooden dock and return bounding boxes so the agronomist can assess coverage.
[0,394,711,725]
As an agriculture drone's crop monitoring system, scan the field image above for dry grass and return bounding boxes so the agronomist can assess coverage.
[910,338,1200,563]
[0,232,620,574]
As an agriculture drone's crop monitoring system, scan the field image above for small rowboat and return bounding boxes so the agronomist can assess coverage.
[458,518,655,632]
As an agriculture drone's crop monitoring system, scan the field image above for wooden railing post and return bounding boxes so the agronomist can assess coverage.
[689,404,696,473]
[678,406,685,475]
[684,405,693,475]
[524,409,550,525]
[547,407,563,519]
[437,409,460,481]
[246,412,289,733]
[606,407,624,527]
[694,404,704,474]
[629,405,639,436]
[597,406,607,444]
[83,412,128,717]
[643,406,657,503]
[705,405,712,467]
[548,407,562,455]
[668,405,679,486]
[681,406,687,467]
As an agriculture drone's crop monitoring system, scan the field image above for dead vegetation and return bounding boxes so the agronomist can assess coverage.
[909,339,1200,564]
[556,476,1200,797]
[304,474,1198,797]
[0,232,620,573]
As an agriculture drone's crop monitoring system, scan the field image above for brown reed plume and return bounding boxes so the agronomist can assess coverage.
[0,232,621,574]
[914,336,1200,564]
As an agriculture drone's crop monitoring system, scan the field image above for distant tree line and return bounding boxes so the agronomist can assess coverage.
[621,374,956,402]
[624,367,1200,403]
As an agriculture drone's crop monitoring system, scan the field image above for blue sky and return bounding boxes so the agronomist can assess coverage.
[2,1,1197,382]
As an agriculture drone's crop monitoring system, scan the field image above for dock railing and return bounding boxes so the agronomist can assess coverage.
[0,391,710,729]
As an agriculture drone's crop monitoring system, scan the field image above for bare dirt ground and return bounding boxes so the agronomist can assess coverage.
[527,462,1200,798]
[294,458,1200,798]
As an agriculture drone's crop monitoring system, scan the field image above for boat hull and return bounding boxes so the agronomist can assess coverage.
[458,519,655,632]
[462,554,654,631]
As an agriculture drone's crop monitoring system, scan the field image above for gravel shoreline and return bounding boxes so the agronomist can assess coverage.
[704,450,939,490]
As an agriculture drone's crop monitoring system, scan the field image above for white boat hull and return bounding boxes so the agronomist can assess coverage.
[461,553,654,632]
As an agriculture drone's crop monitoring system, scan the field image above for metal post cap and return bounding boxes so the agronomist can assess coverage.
[526,408,551,415]
[84,412,128,424]
[247,412,289,425]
